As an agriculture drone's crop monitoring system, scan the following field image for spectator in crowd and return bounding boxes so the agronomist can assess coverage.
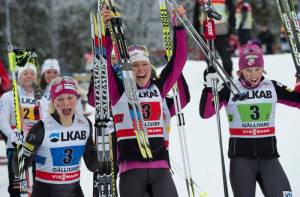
[0,59,10,143]
[257,25,275,54]
[228,33,241,56]
[0,59,11,97]
[236,0,253,45]
[280,25,290,53]
[193,0,236,77]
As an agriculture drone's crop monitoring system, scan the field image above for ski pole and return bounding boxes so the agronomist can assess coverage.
[166,0,246,102]
[211,77,229,197]
[276,0,300,79]
[201,1,229,195]
[90,3,118,195]
[170,158,208,196]
[158,1,195,196]
[105,0,153,159]
[5,42,30,197]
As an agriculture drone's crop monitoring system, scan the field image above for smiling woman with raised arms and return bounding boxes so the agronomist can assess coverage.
[88,5,188,197]
[199,43,300,197]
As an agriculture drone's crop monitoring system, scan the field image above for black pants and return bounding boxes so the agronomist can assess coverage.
[120,168,178,197]
[230,157,292,197]
[7,148,20,197]
[32,180,84,197]
[7,148,36,197]
[213,35,233,77]
[238,29,251,46]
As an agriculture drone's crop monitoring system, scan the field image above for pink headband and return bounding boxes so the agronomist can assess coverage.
[50,77,78,101]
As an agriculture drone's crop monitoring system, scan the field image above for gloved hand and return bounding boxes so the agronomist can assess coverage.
[104,119,115,135]
[95,118,115,135]
[10,129,24,147]
[203,66,223,91]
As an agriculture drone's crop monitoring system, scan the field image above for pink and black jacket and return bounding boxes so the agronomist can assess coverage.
[200,77,300,159]
[88,26,188,166]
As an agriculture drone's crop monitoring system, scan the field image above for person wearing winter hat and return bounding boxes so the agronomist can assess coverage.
[14,76,98,197]
[38,59,61,119]
[40,59,60,100]
[0,62,40,197]
[17,62,37,85]
[199,43,300,196]
[88,5,187,197]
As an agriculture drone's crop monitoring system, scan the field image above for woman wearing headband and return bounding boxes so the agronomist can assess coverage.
[88,5,187,197]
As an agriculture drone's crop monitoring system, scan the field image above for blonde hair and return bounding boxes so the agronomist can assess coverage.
[48,102,56,115]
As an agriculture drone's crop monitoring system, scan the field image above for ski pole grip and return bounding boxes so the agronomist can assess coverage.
[232,92,247,102]
[207,10,222,21]
[203,19,216,40]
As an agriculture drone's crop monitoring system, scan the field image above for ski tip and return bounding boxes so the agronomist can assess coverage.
[199,192,208,197]
[2,42,13,52]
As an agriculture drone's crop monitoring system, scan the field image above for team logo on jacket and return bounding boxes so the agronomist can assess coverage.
[49,133,59,142]
[20,97,37,105]
[49,131,87,142]
[246,90,272,99]
[246,54,257,66]
[139,89,159,98]
[49,133,60,142]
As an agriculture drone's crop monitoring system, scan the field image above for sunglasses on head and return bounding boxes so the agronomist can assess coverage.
[50,76,78,89]
[241,45,262,56]
[128,45,149,56]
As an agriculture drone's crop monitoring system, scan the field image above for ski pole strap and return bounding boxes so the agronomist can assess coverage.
[201,0,222,21]
[205,7,222,20]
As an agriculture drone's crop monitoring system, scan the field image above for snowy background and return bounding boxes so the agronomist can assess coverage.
[1,53,300,196]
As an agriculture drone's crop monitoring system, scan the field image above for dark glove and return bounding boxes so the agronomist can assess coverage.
[203,66,216,83]
[203,66,223,91]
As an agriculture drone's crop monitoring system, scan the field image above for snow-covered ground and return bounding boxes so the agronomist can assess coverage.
[1,53,300,196]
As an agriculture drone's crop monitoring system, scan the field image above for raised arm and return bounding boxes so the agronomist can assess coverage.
[167,74,190,116]
[156,26,187,98]
[199,85,231,119]
[274,80,300,108]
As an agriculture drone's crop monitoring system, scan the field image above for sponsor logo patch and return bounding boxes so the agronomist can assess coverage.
[49,133,60,142]
[24,142,34,151]
[283,191,293,197]
[49,131,86,142]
